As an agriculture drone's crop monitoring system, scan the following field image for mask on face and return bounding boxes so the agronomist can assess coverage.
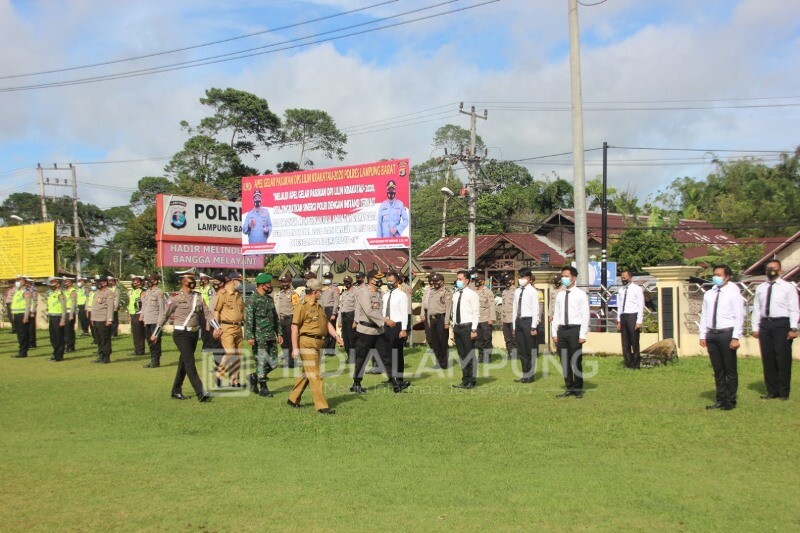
[264,284,273,294]
[77,282,83,288]
[387,191,396,200]
[712,276,724,287]
[766,269,779,280]
[374,280,383,288]
[561,277,572,288]
[621,279,630,286]
[323,279,331,285]
[15,281,21,288]
[187,281,196,290]
[91,285,97,291]
[456,280,465,289]
[344,282,352,289]
[386,282,396,290]
[518,278,528,287]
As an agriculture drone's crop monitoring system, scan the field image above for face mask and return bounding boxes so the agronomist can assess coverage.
[77,282,83,288]
[344,283,352,289]
[456,280,465,289]
[561,277,572,288]
[766,270,779,280]
[187,282,196,290]
[91,286,97,291]
[15,281,21,288]
[264,285,273,294]
[386,282,396,290]
[323,279,331,285]
[518,279,528,287]
[387,191,396,200]
[712,276,724,287]
[374,280,383,288]
[621,279,629,286]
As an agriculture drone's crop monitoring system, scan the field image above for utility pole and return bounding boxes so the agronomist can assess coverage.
[567,0,589,283]
[601,142,608,331]
[38,164,82,276]
[457,102,487,269]
[37,163,47,221]
[70,164,81,278]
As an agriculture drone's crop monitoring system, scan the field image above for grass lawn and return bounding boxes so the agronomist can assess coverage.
[0,330,798,531]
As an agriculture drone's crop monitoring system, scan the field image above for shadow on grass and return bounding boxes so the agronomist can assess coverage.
[746,381,768,395]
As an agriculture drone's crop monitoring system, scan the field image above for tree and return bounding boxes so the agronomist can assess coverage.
[687,243,765,279]
[409,157,458,191]
[281,108,347,167]
[585,176,618,211]
[433,124,485,155]
[478,160,533,195]
[129,177,175,209]
[276,161,300,174]
[609,227,684,273]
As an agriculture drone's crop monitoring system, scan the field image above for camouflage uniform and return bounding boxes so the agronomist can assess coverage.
[244,290,281,386]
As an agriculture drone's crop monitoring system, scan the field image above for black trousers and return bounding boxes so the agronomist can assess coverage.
[28,313,37,347]
[341,311,355,360]
[112,310,119,336]
[77,305,89,333]
[425,313,449,367]
[172,330,205,396]
[353,332,391,382]
[383,323,405,379]
[557,325,583,392]
[706,330,737,406]
[515,317,538,378]
[13,314,30,356]
[93,320,112,361]
[476,321,492,361]
[64,316,76,351]
[48,316,65,360]
[619,313,641,368]
[453,324,477,385]
[502,322,515,357]
[131,315,146,355]
[7,304,15,334]
[324,307,336,353]
[145,323,162,364]
[279,315,295,367]
[759,317,793,399]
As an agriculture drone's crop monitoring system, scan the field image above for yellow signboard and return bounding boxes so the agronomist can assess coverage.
[0,222,55,279]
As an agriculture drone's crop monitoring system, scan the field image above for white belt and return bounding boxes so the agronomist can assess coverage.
[174,325,198,332]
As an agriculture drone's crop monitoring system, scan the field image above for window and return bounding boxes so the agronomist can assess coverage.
[540,253,550,264]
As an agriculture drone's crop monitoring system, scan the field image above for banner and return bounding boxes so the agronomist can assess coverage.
[241,159,410,255]
[0,222,55,278]
[157,241,264,269]
[156,194,242,244]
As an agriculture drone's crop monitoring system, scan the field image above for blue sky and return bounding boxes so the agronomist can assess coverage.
[0,0,798,213]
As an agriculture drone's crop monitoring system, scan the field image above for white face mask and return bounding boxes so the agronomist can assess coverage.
[77,282,83,288]
[15,281,21,288]
[518,278,528,287]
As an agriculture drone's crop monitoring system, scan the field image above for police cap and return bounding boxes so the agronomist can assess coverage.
[366,269,384,280]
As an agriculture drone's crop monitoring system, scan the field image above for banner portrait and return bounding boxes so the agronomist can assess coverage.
[241,159,411,255]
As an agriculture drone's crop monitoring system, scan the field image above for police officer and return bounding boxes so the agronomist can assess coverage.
[90,275,114,364]
[242,189,272,245]
[500,274,516,360]
[4,282,15,335]
[214,271,245,387]
[152,271,219,402]
[320,271,340,354]
[128,275,146,356]
[350,270,410,394]
[141,272,166,368]
[245,273,283,398]
[197,272,214,352]
[108,275,123,337]
[61,277,78,352]
[86,280,97,345]
[46,277,67,362]
[419,273,451,369]
[451,270,480,389]
[24,277,38,349]
[337,275,357,361]
[288,278,342,414]
[473,273,496,363]
[76,277,90,336]
[376,180,409,238]
[512,268,540,383]
[10,275,32,358]
[274,274,296,368]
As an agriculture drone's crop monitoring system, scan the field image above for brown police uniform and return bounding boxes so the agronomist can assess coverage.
[421,283,452,367]
[90,286,115,362]
[214,284,244,385]
[288,300,330,410]
[476,285,496,360]
[501,285,516,357]
[141,286,166,367]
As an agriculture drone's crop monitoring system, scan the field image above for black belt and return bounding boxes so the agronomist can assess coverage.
[221,320,243,326]
[300,333,325,339]
[620,312,638,316]
[454,323,472,328]
[341,311,355,316]
[761,316,789,322]
[358,321,378,328]
[429,313,443,319]
[558,324,581,329]
[707,327,733,334]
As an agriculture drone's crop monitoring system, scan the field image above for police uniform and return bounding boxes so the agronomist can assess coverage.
[4,284,16,335]
[197,275,215,352]
[214,273,245,386]
[27,279,38,348]
[90,280,115,363]
[46,279,67,361]
[245,274,281,396]
[76,280,90,336]
[337,277,357,360]
[501,282,516,358]
[61,279,78,352]
[288,280,333,411]
[10,277,32,357]
[141,278,166,368]
[242,190,272,245]
[420,274,452,368]
[109,278,122,337]
[376,180,408,238]
[274,275,296,366]
[319,275,340,354]
[128,277,146,356]
[474,277,496,362]
[86,288,96,344]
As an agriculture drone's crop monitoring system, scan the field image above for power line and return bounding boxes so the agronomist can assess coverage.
[578,0,608,6]
[0,0,400,80]
[469,95,800,105]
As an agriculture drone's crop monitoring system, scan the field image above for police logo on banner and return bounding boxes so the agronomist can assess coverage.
[169,200,188,229]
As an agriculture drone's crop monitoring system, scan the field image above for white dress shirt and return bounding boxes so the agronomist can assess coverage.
[698,282,744,340]
[382,288,408,330]
[751,279,800,332]
[451,286,480,331]
[551,287,591,339]
[617,282,644,324]
[511,284,539,331]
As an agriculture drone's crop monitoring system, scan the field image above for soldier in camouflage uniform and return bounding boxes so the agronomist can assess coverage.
[244,273,283,397]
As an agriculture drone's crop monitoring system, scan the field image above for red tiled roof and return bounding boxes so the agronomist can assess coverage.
[418,235,501,259]
[744,230,800,275]
[321,249,411,273]
[418,233,567,271]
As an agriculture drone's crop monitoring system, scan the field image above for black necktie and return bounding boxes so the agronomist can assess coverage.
[516,287,524,320]
[765,282,774,318]
[564,290,570,325]
[712,288,721,329]
[456,291,462,324]
[386,289,392,318]
[621,287,628,314]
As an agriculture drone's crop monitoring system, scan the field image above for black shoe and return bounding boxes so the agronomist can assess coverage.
[51,358,63,362]
[100,359,110,364]
[11,354,27,358]
[247,373,259,393]
[573,391,584,399]
[171,393,190,400]
[515,377,534,384]
[91,357,103,363]
[452,382,474,389]
[556,391,573,398]
[392,380,411,393]
[198,392,212,403]
[719,403,735,411]
[706,402,723,410]
[286,399,302,408]
[350,384,368,394]
[259,384,273,398]
[48,356,56,361]
[144,362,160,368]
[317,408,336,415]
[760,394,778,400]
[779,397,789,401]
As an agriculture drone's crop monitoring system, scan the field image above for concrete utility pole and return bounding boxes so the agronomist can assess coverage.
[457,103,487,269]
[70,164,81,278]
[37,164,47,221]
[567,0,589,283]
[38,163,82,276]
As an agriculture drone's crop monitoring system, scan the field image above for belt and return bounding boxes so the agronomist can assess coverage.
[341,311,355,316]
[358,321,378,328]
[279,315,292,320]
[300,333,325,339]
[454,323,472,328]
[558,324,581,329]
[429,313,443,319]
[620,312,638,316]
[48,314,64,317]
[174,325,198,332]
[761,316,790,322]
[221,320,243,326]
[707,327,733,334]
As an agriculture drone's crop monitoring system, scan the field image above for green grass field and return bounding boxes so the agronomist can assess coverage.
[1,329,798,532]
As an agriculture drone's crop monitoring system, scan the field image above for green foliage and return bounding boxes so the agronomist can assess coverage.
[609,227,684,272]
[282,108,347,167]
[263,254,305,277]
[433,124,485,155]
[687,243,765,279]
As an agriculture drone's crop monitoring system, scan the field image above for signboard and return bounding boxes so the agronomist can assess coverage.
[0,222,55,278]
[156,194,242,244]
[157,241,264,269]
[588,261,616,288]
[241,159,410,255]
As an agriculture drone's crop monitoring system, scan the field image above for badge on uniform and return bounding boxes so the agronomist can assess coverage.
[372,302,381,309]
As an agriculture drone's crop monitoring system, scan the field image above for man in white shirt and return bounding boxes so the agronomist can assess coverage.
[383,272,409,382]
[552,266,590,398]
[699,264,745,411]
[751,259,799,400]
[451,270,480,389]
[512,267,539,383]
[616,269,644,369]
